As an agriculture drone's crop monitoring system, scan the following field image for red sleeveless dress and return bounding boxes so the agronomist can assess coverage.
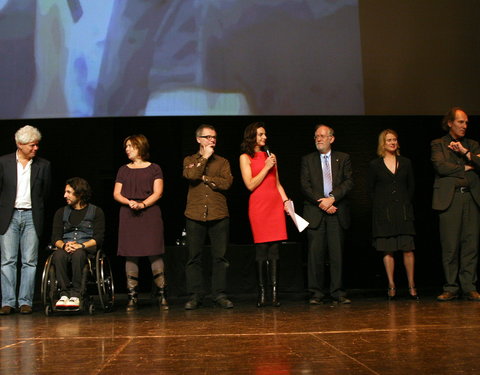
[248,152,287,243]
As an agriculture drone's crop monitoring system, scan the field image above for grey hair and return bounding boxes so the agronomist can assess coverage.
[15,125,42,144]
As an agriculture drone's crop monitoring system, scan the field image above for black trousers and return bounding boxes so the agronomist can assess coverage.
[185,218,229,300]
[52,249,87,298]
[439,191,479,294]
[307,215,346,299]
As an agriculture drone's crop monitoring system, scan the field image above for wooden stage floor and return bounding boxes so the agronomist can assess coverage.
[1,293,480,374]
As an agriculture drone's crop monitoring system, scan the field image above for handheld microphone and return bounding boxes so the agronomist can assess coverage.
[264,145,271,157]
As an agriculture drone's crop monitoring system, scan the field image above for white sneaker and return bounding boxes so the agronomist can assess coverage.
[55,296,69,308]
[66,297,80,308]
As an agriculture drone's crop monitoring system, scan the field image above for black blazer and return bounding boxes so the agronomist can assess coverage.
[431,135,480,211]
[368,155,415,237]
[0,153,51,235]
[300,150,353,229]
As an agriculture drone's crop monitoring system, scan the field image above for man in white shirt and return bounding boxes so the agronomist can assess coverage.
[0,125,51,314]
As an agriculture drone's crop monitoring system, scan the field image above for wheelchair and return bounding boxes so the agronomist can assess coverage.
[40,246,115,315]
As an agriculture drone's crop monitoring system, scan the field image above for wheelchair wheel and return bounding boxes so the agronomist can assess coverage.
[40,253,58,312]
[96,250,115,311]
[45,304,52,316]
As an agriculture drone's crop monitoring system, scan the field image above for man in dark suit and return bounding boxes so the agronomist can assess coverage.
[301,124,353,304]
[0,125,51,315]
[431,107,480,301]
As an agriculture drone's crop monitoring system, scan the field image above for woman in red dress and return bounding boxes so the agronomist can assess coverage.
[113,134,168,311]
[240,122,289,307]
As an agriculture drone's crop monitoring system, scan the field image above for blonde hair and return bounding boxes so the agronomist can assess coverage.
[377,129,400,157]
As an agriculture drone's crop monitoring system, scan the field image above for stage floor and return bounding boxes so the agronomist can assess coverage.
[1,293,479,374]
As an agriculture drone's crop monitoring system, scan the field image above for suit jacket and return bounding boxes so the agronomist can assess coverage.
[368,155,415,237]
[0,152,51,235]
[431,135,480,211]
[301,150,353,229]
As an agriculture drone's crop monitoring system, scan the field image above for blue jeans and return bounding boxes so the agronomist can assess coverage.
[0,210,39,307]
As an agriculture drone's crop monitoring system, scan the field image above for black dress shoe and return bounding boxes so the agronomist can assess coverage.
[309,298,322,305]
[215,297,234,309]
[185,299,201,310]
[0,306,13,315]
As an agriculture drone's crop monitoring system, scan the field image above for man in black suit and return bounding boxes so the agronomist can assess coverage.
[431,107,480,301]
[301,124,353,304]
[0,125,51,315]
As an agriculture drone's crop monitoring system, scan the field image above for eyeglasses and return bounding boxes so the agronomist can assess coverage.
[198,135,217,140]
[314,135,332,140]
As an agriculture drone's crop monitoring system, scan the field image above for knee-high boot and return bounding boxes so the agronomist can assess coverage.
[256,261,266,308]
[126,272,139,311]
[269,259,281,307]
[153,270,169,310]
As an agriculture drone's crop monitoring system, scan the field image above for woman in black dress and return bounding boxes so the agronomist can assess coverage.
[113,134,168,311]
[368,129,418,300]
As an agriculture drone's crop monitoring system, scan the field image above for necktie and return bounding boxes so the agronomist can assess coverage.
[323,155,332,197]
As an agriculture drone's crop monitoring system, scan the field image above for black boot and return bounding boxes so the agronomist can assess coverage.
[269,259,281,307]
[153,270,169,310]
[256,261,266,308]
[126,273,139,311]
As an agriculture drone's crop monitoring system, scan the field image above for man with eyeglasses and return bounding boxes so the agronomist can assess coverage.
[301,124,353,305]
[182,124,234,309]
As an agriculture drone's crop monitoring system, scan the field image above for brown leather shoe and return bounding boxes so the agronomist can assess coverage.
[437,291,458,301]
[0,306,13,315]
[466,291,480,301]
[19,305,33,314]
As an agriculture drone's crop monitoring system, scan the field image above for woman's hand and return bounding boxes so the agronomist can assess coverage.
[128,200,144,210]
[265,154,276,170]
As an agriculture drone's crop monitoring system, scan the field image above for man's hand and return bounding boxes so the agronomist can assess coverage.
[318,197,335,211]
[202,144,215,159]
[63,241,82,253]
[326,206,337,214]
[448,141,468,155]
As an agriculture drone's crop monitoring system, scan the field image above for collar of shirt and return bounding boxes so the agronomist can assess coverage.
[319,150,332,159]
[15,151,33,209]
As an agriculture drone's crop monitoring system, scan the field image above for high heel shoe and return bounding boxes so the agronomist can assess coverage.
[408,287,420,301]
[387,287,396,300]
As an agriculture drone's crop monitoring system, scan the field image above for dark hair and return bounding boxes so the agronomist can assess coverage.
[195,124,216,137]
[123,134,150,160]
[241,122,265,157]
[65,177,92,205]
[442,107,466,131]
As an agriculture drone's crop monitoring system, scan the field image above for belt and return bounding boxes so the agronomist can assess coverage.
[456,187,470,193]
[16,208,32,211]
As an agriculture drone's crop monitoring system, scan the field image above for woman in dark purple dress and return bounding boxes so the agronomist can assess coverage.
[113,134,167,311]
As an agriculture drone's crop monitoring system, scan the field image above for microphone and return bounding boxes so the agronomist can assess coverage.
[264,145,271,157]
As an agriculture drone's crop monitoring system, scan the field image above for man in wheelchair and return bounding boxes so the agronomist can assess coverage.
[51,177,105,309]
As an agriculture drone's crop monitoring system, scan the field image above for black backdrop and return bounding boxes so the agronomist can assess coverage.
[1,115,478,294]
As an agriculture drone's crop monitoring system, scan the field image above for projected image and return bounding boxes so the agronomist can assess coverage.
[0,0,363,119]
